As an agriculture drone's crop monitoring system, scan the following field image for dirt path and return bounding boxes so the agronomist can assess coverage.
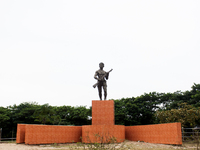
[0,141,197,150]
[0,143,56,150]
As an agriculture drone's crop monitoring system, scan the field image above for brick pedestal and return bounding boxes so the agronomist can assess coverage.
[92,100,114,125]
[82,100,125,143]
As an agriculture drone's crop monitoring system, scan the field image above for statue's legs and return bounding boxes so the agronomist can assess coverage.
[98,85,102,100]
[103,82,107,100]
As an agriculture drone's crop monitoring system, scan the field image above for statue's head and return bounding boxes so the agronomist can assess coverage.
[99,62,104,69]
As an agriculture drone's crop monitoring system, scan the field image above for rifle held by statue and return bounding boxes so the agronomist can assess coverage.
[93,69,113,88]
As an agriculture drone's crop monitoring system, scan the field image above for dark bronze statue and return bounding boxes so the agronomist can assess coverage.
[93,62,113,100]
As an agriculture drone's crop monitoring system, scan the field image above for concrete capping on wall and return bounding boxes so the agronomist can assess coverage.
[125,122,182,145]
[82,125,125,143]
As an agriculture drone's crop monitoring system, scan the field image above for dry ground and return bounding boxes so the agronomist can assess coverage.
[0,140,198,150]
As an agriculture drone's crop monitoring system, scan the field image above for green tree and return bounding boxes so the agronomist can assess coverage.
[115,92,160,126]
[0,107,11,137]
[54,105,74,125]
[0,107,10,126]
[70,106,91,125]
[134,92,160,125]
[164,83,200,110]
[155,103,200,127]
[6,102,39,138]
[190,83,200,107]
[51,114,62,125]
[114,99,126,125]
[33,104,55,124]
[10,102,39,125]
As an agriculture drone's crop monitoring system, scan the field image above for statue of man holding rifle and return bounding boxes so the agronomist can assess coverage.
[93,62,113,100]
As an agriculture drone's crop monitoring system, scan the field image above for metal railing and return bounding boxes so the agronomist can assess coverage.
[182,128,200,141]
[0,138,16,141]
[0,128,16,142]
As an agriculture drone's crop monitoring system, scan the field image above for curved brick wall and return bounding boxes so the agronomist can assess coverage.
[82,125,125,143]
[125,122,182,145]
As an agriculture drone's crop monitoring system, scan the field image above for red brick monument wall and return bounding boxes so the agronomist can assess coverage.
[125,122,182,145]
[16,100,182,145]
[16,124,26,144]
[16,124,82,144]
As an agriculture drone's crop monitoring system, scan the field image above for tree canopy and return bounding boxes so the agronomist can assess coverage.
[0,83,199,138]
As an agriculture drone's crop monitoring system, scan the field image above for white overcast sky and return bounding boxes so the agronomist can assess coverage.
[0,0,200,108]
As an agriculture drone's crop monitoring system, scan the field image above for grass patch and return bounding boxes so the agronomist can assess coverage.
[0,140,16,143]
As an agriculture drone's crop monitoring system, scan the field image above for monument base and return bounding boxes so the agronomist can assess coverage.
[16,99,182,145]
[82,125,125,143]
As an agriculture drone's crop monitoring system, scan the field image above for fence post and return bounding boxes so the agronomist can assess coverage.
[182,127,184,141]
[12,129,13,141]
[0,128,2,142]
